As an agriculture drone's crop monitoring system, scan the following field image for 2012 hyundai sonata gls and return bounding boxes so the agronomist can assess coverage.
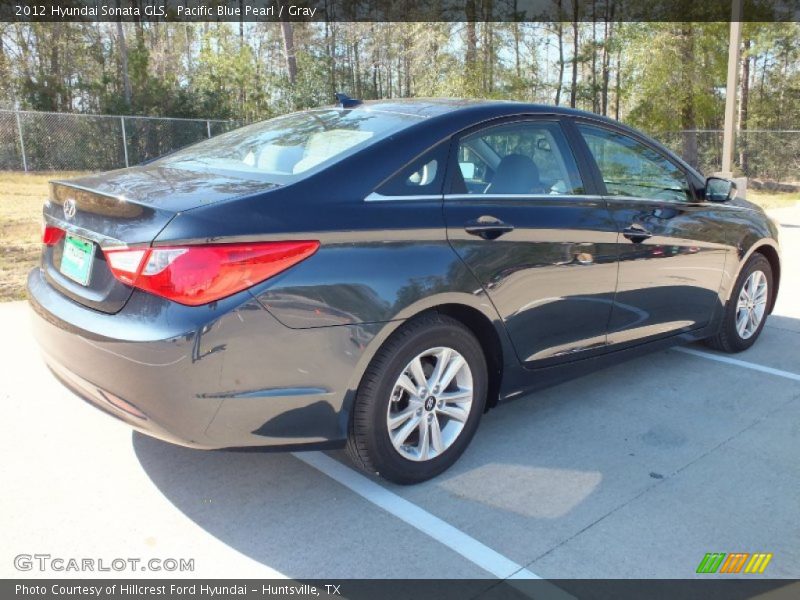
[28,99,781,483]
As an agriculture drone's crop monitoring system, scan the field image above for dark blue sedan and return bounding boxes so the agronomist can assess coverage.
[28,99,781,483]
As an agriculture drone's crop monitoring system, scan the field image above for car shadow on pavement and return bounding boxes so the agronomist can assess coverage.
[133,316,800,578]
[132,431,480,578]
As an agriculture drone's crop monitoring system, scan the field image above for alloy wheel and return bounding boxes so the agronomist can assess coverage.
[386,346,474,462]
[736,270,768,340]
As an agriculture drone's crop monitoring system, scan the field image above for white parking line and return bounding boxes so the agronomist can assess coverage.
[294,347,800,584]
[293,450,541,580]
[674,347,800,382]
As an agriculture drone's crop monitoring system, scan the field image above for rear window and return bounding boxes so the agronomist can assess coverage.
[159,108,422,184]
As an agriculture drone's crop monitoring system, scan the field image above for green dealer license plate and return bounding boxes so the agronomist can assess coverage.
[60,234,95,286]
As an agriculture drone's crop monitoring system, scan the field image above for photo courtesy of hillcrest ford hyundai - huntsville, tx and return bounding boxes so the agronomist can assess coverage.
[28,98,780,484]
[16,584,307,597]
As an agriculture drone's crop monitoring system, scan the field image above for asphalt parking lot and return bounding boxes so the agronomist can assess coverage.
[2,207,799,581]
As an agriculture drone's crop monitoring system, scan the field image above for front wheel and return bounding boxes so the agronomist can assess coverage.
[346,313,488,484]
[705,253,773,353]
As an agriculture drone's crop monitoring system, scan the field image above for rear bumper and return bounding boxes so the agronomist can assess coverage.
[27,268,382,449]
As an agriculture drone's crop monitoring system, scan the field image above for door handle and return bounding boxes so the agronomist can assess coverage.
[622,225,652,243]
[464,216,514,240]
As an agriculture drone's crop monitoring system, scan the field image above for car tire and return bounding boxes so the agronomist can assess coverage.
[705,253,773,353]
[346,312,488,484]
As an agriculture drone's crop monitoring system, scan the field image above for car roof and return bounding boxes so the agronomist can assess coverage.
[350,98,610,122]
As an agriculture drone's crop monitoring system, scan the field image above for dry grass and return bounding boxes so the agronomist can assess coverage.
[0,171,87,301]
[0,170,798,302]
[746,188,800,209]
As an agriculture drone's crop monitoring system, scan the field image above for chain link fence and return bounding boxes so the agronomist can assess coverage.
[660,130,800,187]
[0,110,798,188]
[0,109,242,172]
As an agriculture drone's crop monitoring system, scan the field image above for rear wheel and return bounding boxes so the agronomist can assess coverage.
[346,313,488,484]
[705,253,772,353]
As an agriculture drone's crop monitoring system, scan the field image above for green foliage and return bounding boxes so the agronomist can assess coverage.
[278,51,332,112]
[1,21,798,181]
[623,23,728,135]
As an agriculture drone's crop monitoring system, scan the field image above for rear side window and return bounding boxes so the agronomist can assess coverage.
[375,141,449,197]
[578,124,692,202]
[160,109,423,185]
[452,121,584,196]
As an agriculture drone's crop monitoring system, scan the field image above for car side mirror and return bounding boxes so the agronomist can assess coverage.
[706,177,736,202]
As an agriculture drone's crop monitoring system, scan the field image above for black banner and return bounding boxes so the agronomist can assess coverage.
[1,0,800,23]
[4,580,800,600]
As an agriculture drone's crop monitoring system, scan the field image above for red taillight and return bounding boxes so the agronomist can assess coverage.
[42,225,65,246]
[104,241,319,306]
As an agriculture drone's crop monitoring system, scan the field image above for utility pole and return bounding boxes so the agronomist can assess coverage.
[721,0,743,177]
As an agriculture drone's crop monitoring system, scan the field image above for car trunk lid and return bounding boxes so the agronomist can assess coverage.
[41,164,277,313]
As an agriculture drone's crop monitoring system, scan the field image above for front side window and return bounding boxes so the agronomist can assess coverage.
[578,124,691,202]
[160,108,423,184]
[453,121,583,196]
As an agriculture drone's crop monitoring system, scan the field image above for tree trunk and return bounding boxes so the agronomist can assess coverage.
[555,3,564,105]
[239,0,244,48]
[483,22,495,93]
[280,21,297,85]
[738,37,750,174]
[49,24,62,110]
[591,0,597,113]
[371,25,379,98]
[465,1,477,66]
[323,2,336,99]
[465,0,477,94]
[404,36,411,97]
[132,0,144,47]
[601,19,612,116]
[397,52,403,97]
[354,37,362,98]
[116,20,132,109]
[184,25,192,80]
[679,24,697,168]
[614,33,621,120]
[570,2,579,108]
[0,34,7,101]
